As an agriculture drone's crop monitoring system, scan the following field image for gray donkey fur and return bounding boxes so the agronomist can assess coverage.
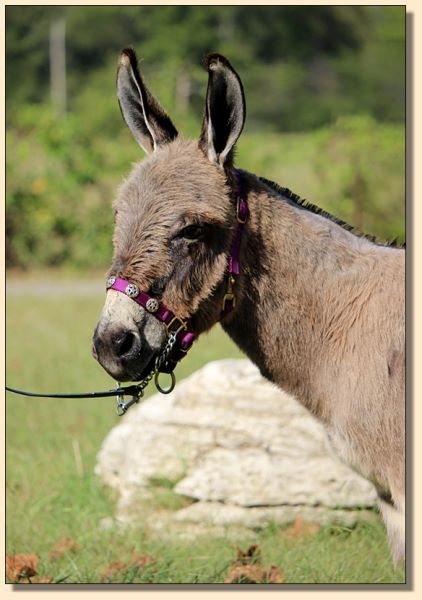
[93,49,405,564]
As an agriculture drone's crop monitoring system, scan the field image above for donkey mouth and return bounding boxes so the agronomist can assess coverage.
[92,330,158,383]
[131,352,157,382]
[104,351,157,383]
[96,356,154,383]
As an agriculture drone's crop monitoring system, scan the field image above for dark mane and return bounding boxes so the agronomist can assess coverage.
[259,176,404,249]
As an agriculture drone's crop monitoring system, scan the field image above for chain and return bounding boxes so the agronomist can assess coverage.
[155,332,178,372]
[115,332,178,416]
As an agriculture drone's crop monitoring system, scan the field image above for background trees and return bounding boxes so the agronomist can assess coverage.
[6,5,405,268]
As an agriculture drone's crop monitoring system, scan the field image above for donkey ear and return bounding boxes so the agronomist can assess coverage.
[117,48,178,154]
[199,54,246,169]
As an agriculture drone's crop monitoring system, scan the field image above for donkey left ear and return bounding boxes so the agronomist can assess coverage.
[117,48,178,154]
[199,54,246,169]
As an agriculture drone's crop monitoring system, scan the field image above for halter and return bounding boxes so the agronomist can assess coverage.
[105,275,195,375]
[6,170,249,416]
[106,169,249,378]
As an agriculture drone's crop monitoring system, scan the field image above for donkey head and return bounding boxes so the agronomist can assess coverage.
[92,49,245,381]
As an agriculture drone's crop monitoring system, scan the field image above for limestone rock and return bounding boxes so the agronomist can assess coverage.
[172,502,375,530]
[95,359,377,532]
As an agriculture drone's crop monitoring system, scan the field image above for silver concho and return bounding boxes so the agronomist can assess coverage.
[146,297,159,313]
[106,275,116,289]
[125,283,139,299]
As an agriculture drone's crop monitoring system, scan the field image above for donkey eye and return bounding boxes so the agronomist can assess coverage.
[177,224,204,240]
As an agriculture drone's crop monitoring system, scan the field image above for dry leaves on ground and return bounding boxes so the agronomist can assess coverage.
[224,544,284,584]
[20,575,55,584]
[224,564,284,584]
[284,516,321,538]
[6,554,39,582]
[7,535,80,583]
[48,536,80,560]
[100,560,127,580]
[6,553,55,584]
[235,544,262,565]
[101,551,155,582]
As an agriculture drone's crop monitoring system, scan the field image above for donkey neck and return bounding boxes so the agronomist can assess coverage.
[221,171,378,420]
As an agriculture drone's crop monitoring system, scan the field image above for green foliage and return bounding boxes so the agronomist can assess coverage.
[6,104,134,269]
[6,5,405,269]
[6,107,404,269]
[314,115,405,243]
[6,5,405,127]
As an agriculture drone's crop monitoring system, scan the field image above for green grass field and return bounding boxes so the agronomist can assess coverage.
[5,274,405,584]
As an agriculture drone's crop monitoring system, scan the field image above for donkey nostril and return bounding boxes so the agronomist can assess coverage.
[114,331,138,358]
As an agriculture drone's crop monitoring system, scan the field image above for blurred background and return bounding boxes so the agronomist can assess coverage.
[6,5,405,271]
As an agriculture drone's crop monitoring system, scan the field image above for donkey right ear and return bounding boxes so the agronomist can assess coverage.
[199,54,246,169]
[117,48,178,154]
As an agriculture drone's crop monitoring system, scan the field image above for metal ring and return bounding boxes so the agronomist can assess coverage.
[154,371,176,394]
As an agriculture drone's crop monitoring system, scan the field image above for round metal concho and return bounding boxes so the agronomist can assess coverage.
[125,283,140,299]
[146,297,159,313]
[106,275,116,289]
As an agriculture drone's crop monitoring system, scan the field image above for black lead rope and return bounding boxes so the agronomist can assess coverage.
[5,384,139,400]
[6,342,178,416]
[6,371,176,417]
[5,331,179,416]
[5,383,147,415]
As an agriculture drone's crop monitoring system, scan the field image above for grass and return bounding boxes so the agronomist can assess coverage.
[5,273,405,584]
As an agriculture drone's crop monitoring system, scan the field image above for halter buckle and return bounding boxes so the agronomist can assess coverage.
[165,316,188,337]
[222,293,236,312]
[222,275,236,311]
[236,197,248,224]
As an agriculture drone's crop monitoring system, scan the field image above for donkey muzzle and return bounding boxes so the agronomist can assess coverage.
[92,289,165,381]
[92,323,146,380]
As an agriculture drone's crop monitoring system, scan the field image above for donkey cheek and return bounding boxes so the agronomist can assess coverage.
[142,314,166,350]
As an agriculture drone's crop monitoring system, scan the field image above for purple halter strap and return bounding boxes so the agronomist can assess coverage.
[221,170,249,317]
[106,169,249,371]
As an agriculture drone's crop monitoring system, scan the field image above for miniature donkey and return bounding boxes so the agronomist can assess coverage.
[93,49,405,563]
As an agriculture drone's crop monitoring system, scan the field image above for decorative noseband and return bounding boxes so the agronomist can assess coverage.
[106,169,249,374]
[106,274,195,374]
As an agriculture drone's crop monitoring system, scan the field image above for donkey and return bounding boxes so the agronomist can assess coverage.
[93,49,405,564]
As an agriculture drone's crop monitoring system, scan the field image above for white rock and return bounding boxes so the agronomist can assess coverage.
[173,501,374,529]
[95,359,377,531]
